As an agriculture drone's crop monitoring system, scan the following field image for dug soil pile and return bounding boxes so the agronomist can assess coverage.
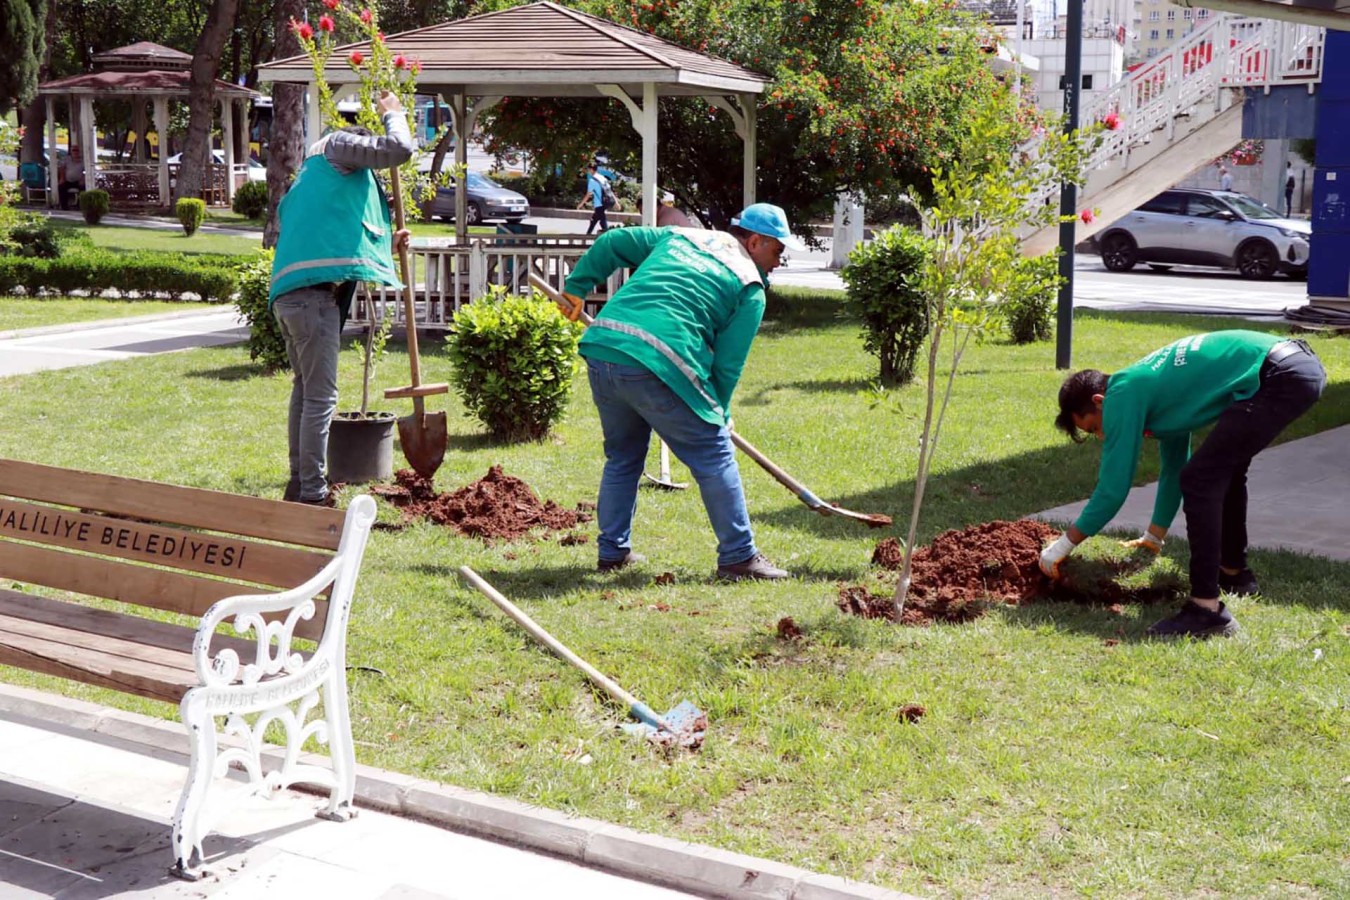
[843,519,1183,625]
[372,466,592,541]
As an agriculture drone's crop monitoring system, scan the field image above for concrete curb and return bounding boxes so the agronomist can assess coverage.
[0,683,920,900]
[0,306,235,342]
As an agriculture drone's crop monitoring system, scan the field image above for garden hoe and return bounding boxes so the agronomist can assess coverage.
[384,167,448,478]
[527,272,892,529]
[458,566,706,749]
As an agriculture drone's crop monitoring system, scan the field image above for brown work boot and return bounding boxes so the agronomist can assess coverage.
[716,552,789,582]
[598,551,646,572]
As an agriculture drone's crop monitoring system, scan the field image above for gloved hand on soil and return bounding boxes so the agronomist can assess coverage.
[1120,531,1164,554]
[1039,533,1077,580]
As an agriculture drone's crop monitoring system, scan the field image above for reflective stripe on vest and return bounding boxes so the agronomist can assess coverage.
[271,256,393,287]
[591,319,724,417]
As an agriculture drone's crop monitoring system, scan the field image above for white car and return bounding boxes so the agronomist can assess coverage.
[167,150,266,182]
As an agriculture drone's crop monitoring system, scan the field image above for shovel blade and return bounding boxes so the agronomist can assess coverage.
[397,410,447,479]
[620,700,707,749]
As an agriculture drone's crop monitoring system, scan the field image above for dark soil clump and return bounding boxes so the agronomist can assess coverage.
[776,616,803,641]
[372,466,592,541]
[897,704,926,723]
[871,537,903,569]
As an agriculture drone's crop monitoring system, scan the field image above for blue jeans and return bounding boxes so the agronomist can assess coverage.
[273,287,341,502]
[587,360,756,567]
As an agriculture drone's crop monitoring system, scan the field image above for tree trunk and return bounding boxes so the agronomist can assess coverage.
[263,0,305,249]
[17,0,55,164]
[174,0,242,202]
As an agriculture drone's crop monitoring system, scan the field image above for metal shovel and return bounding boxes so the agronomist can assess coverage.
[527,272,892,529]
[459,566,707,747]
[383,167,449,479]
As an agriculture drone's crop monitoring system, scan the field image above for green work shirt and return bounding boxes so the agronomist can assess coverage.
[1074,329,1281,537]
[565,227,767,426]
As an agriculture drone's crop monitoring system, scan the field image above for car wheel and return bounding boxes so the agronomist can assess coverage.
[1148,264,1173,273]
[1236,241,1278,280]
[466,202,483,226]
[1101,233,1137,272]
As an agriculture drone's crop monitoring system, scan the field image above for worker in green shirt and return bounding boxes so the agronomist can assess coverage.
[1042,330,1326,638]
[562,203,804,580]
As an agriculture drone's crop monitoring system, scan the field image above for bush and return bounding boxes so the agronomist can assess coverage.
[840,224,933,385]
[78,190,109,225]
[447,287,583,441]
[176,198,206,236]
[234,249,288,372]
[232,180,269,219]
[1002,253,1062,344]
[0,247,243,302]
[2,214,61,258]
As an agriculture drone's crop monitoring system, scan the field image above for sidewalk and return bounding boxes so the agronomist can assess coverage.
[0,685,909,900]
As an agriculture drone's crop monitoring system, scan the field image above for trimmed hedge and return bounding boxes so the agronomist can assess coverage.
[232,180,269,219]
[176,198,206,236]
[79,189,109,225]
[234,249,288,371]
[0,248,244,303]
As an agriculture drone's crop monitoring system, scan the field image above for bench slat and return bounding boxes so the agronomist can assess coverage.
[0,459,344,551]
[0,542,328,643]
[0,629,199,705]
[0,497,331,591]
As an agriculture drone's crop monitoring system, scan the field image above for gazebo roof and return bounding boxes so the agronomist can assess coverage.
[92,42,193,71]
[256,1,769,97]
[38,69,259,98]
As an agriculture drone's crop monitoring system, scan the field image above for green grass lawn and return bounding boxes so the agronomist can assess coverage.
[0,300,1347,898]
[0,296,205,332]
[49,219,261,257]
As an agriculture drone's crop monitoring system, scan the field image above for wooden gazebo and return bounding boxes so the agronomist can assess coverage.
[37,42,260,208]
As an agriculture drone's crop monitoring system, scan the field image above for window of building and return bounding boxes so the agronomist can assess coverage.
[1166,28,1174,38]
[1183,9,1193,17]
[1082,74,1094,90]
[1149,28,1159,39]
[1148,10,1160,20]
[1147,47,1159,57]
[1197,8,1210,18]
[1166,9,1176,19]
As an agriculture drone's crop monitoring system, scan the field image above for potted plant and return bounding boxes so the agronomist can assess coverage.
[328,295,397,483]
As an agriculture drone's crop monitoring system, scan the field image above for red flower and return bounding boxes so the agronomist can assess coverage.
[360,7,372,23]
[291,19,314,40]
[409,59,422,75]
[349,51,364,67]
[318,14,335,32]
[377,30,385,41]
[322,0,339,8]
[1080,208,1096,224]
[1102,111,1121,130]
[394,54,408,69]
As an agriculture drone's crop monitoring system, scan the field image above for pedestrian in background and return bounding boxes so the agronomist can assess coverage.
[578,162,611,235]
[1219,165,1233,191]
[1285,162,1296,218]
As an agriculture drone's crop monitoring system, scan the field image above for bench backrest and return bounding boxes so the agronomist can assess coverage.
[0,459,346,642]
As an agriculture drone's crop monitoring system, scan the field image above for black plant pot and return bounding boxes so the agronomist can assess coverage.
[328,411,395,484]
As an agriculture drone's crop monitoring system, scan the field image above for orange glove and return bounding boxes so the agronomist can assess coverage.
[1119,533,1163,555]
[558,292,585,321]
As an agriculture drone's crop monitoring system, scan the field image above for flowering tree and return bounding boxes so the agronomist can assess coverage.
[888,101,1101,616]
[479,0,1030,231]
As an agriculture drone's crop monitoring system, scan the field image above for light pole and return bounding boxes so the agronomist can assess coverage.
[1055,0,1083,369]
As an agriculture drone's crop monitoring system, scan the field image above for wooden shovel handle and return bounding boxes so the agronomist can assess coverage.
[389,166,423,389]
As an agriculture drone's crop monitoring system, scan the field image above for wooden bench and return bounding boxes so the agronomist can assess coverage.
[0,458,377,879]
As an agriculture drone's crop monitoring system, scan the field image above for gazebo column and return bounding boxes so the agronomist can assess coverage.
[598,83,658,226]
[306,81,323,147]
[709,94,757,207]
[131,102,148,162]
[44,96,57,208]
[79,96,98,197]
[221,96,236,205]
[154,96,170,207]
[445,92,501,241]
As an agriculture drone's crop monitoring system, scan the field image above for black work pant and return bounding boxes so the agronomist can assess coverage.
[1179,343,1326,599]
[586,205,609,235]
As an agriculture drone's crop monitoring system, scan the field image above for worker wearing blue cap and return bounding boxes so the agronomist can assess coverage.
[563,203,805,580]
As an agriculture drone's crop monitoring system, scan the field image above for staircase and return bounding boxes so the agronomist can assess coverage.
[1022,14,1325,255]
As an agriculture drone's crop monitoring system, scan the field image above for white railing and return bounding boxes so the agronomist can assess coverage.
[354,233,628,330]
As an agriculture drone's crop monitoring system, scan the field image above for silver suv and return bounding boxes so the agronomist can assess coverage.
[1093,188,1310,280]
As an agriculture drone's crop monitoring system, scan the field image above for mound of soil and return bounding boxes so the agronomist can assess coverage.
[776,616,803,641]
[846,519,1184,625]
[372,466,592,541]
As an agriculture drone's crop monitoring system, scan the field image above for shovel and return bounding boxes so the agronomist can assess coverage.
[527,272,892,529]
[383,166,449,479]
[459,566,707,748]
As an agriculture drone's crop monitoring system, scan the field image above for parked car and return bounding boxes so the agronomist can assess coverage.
[1092,188,1309,280]
[428,171,530,224]
[166,151,266,182]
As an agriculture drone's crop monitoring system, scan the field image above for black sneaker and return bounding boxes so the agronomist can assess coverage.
[1218,567,1260,597]
[598,551,646,572]
[716,552,790,582]
[1146,601,1240,639]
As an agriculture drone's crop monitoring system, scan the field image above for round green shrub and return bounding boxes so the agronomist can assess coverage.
[1002,253,1062,344]
[176,198,206,237]
[78,189,109,225]
[232,180,269,219]
[840,224,933,386]
[234,249,288,372]
[447,288,583,442]
[5,215,61,258]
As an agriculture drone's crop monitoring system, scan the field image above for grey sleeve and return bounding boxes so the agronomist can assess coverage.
[323,111,416,172]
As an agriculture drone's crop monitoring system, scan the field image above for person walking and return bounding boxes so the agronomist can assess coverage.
[1284,162,1296,218]
[578,162,611,235]
[1041,331,1326,638]
[562,203,805,580]
[1219,165,1233,191]
[268,91,415,506]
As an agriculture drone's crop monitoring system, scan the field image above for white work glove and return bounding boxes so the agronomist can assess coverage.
[1119,532,1163,555]
[1039,534,1076,580]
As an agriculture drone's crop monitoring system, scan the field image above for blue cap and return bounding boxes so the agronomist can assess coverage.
[731,203,805,252]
